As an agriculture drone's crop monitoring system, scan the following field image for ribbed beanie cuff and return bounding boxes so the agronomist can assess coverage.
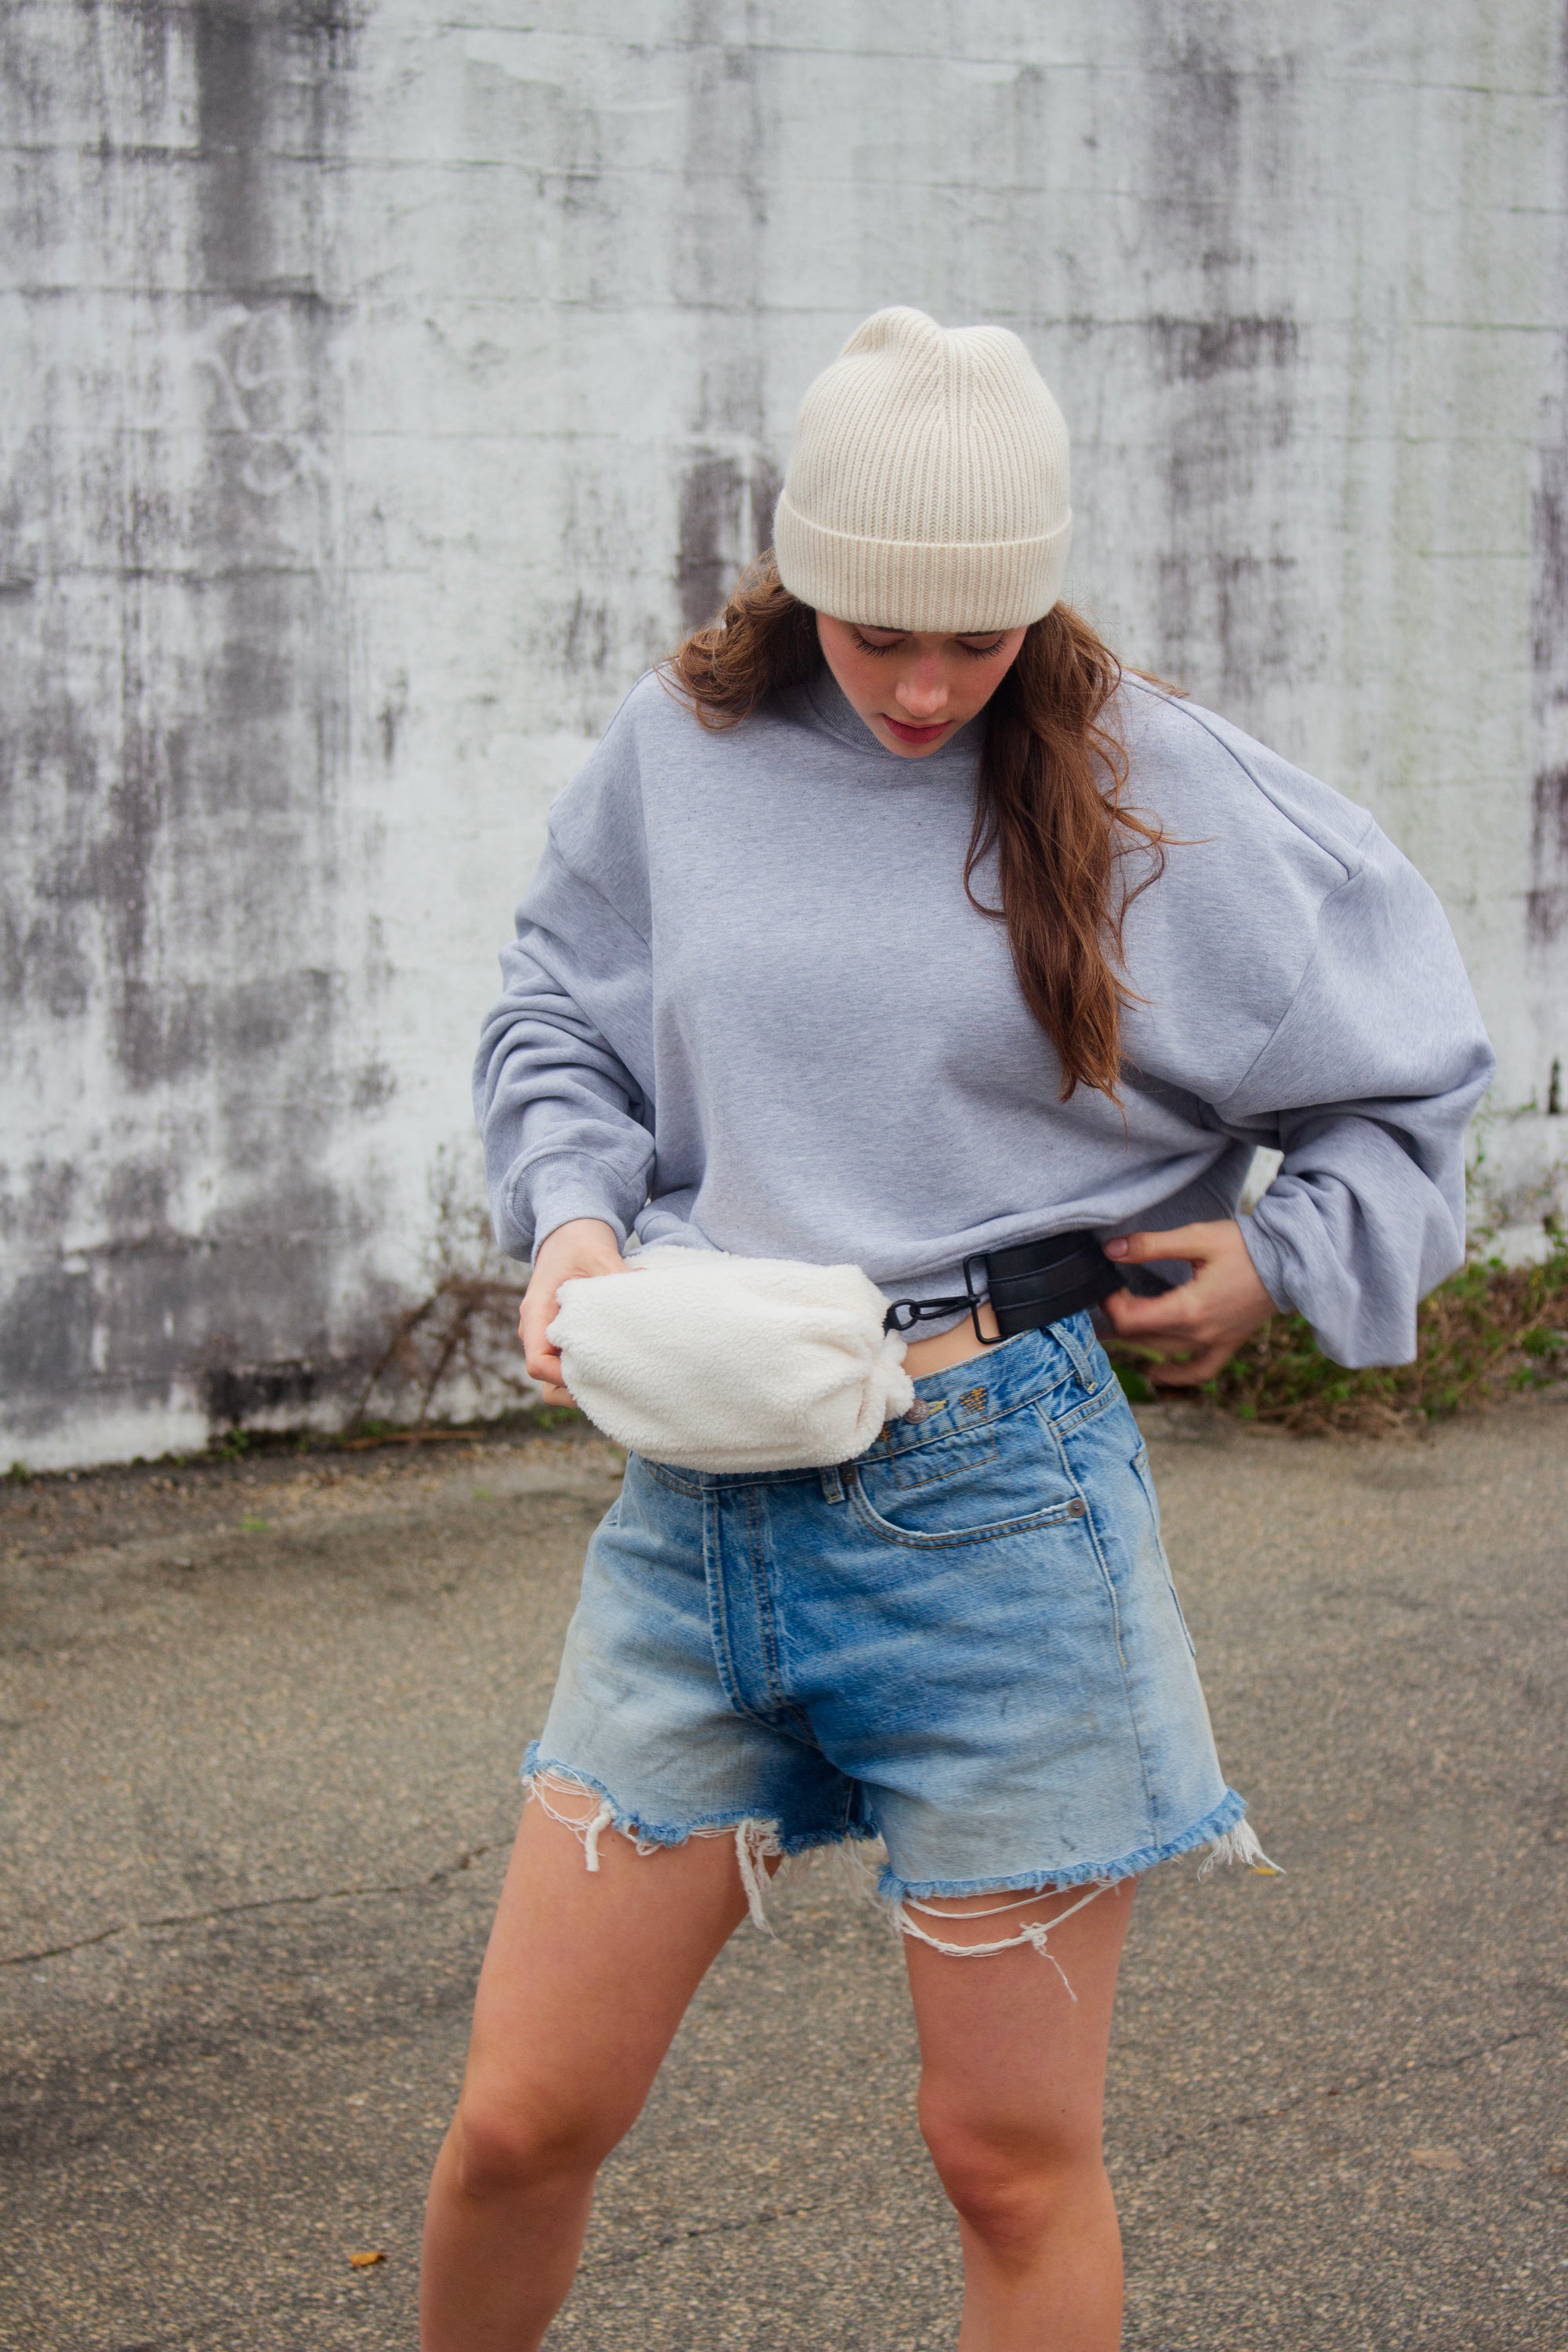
[775,496,1072,633]
[773,307,1073,633]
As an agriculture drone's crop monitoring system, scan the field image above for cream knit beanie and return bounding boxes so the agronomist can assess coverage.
[773,306,1072,633]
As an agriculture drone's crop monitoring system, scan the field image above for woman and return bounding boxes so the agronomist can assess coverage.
[423,308,1493,2349]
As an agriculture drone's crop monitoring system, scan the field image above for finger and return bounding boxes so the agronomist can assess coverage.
[520,1287,561,1351]
[538,1381,576,1406]
[525,1341,566,1384]
[1102,1285,1199,1338]
[1104,1224,1219,1269]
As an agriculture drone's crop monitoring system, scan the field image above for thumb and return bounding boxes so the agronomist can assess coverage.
[1104,1224,1215,1269]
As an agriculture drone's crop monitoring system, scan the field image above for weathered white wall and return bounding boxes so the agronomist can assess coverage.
[3,0,1566,1468]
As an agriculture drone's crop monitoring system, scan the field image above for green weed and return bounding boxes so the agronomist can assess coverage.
[1110,1238,1568,1433]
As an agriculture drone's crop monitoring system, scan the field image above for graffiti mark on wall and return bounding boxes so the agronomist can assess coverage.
[194,306,321,500]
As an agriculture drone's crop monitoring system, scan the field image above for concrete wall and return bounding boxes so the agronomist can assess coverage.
[4,0,1566,1470]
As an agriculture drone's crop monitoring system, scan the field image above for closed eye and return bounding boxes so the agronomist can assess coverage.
[851,630,1008,659]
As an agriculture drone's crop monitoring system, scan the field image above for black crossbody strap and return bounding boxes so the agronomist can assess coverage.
[883,1230,1119,1347]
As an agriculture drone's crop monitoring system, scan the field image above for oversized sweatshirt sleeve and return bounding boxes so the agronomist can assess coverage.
[474,708,658,1260]
[1218,823,1494,1367]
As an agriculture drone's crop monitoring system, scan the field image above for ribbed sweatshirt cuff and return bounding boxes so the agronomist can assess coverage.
[509,1153,637,1259]
[1237,1213,1291,1319]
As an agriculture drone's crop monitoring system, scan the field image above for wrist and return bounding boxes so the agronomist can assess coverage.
[534,1215,620,1261]
[531,1218,625,1288]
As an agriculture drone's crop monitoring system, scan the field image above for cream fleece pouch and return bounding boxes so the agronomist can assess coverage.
[547,1247,916,1472]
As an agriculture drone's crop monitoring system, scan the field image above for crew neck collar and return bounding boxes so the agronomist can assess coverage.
[796,666,979,767]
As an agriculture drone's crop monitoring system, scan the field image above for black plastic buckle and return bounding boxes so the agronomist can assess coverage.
[881,1255,995,1345]
[882,1232,1120,1347]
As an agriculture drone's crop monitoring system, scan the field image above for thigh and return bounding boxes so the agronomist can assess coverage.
[905,1878,1137,2154]
[461,1786,755,2146]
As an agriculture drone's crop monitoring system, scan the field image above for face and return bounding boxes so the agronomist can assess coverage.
[815,612,1028,758]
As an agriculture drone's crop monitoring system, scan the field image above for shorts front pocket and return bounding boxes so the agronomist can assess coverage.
[880,1425,1000,1491]
[848,1410,1086,1548]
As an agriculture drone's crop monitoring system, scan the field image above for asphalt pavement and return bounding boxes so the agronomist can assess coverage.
[2,1395,1565,2351]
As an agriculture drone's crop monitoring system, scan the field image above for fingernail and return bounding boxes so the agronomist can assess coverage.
[1105,1238,1129,1258]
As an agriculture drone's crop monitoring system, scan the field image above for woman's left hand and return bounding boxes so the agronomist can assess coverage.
[1099,1219,1276,1386]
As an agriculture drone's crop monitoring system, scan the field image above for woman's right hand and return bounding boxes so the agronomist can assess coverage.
[519,1218,628,1403]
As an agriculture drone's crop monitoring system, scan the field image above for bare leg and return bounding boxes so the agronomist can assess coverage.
[903,1877,1136,2352]
[419,1787,757,2351]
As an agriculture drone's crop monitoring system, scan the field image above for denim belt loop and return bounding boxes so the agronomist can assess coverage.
[1052,1312,1100,1392]
[818,1463,845,1504]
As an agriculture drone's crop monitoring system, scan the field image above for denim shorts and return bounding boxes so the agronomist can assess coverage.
[527,1315,1258,1917]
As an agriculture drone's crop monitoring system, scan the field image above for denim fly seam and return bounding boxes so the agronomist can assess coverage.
[521,1318,1280,1958]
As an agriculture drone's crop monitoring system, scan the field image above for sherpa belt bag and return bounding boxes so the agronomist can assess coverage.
[549,1249,915,1473]
[547,1234,1120,1475]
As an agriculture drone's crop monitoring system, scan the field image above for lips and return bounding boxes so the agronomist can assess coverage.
[883,715,951,745]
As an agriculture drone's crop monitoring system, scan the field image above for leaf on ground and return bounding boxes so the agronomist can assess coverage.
[348,2249,387,2267]
[1410,2147,1465,2171]
[239,1515,270,1532]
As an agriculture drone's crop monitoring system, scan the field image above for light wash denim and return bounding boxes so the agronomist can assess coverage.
[527,1316,1254,1911]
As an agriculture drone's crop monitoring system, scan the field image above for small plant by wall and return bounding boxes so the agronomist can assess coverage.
[1110,1236,1568,1432]
[347,1155,532,1435]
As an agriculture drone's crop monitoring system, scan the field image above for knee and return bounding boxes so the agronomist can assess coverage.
[449,2082,632,2203]
[919,2096,1103,2254]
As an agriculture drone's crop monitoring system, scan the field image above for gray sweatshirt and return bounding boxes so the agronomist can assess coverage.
[475,666,1494,1367]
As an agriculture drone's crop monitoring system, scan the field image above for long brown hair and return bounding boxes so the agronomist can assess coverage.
[664,557,1165,1099]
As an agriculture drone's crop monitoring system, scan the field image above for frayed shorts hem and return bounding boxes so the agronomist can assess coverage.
[879,1784,1251,1904]
[521,1743,1266,1900]
[521,1740,880,1862]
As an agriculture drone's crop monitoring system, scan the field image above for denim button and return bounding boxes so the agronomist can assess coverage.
[1068,1497,1087,1517]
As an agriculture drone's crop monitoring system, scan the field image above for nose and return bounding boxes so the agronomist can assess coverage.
[895,660,949,720]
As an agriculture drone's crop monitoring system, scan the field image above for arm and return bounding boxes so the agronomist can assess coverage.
[1223,837,1494,1367]
[1107,826,1494,1376]
[474,837,657,1263]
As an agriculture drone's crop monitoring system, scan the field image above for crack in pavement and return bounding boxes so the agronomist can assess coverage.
[582,2202,817,2271]
[1129,2026,1542,2167]
[2,1842,503,1969]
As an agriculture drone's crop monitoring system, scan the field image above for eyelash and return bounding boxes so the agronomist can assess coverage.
[852,632,1004,662]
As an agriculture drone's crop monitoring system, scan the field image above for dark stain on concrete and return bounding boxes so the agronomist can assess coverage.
[1529,440,1567,686]
[1136,16,1301,711]
[1148,314,1299,384]
[751,456,782,560]
[0,1269,96,1405]
[351,1062,397,1113]
[1526,765,1568,946]
[0,1163,79,1252]
[376,673,408,765]
[676,454,747,630]
[562,593,612,677]
[670,10,774,637]
[202,1357,322,1426]
[1528,391,1568,959]
[672,447,782,630]
[0,0,373,1450]
[194,3,270,292]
